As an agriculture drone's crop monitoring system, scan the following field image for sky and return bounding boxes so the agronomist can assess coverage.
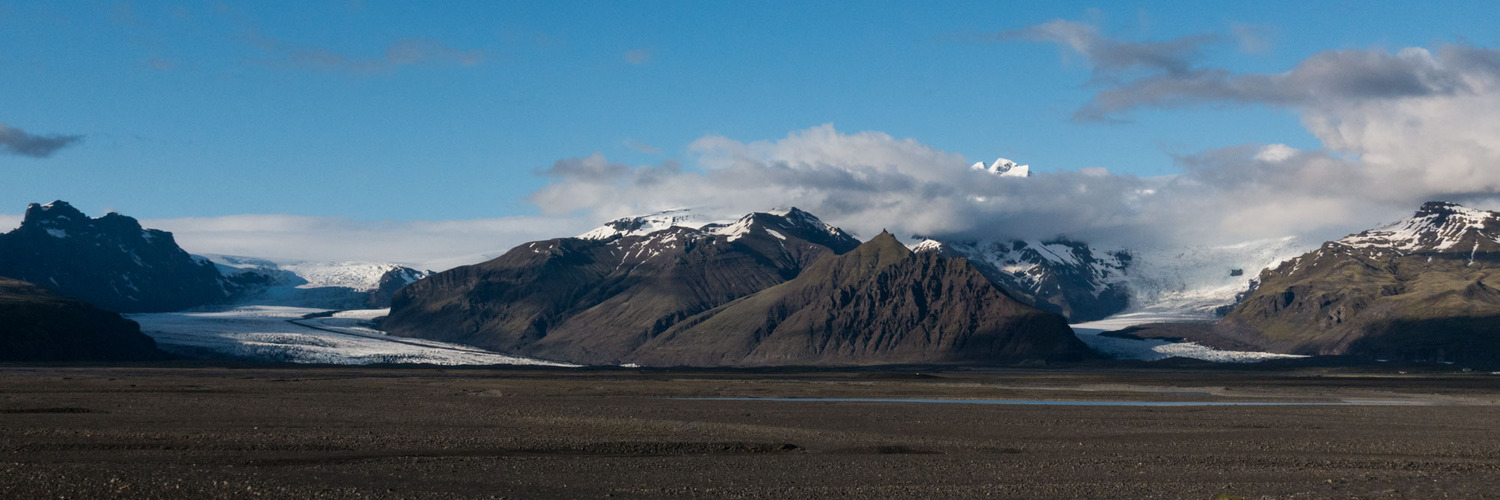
[8,1,1500,269]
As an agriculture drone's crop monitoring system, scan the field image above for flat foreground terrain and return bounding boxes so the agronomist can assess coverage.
[3,365,1500,499]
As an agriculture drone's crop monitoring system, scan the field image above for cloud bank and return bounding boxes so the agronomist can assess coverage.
[529,23,1500,252]
[0,123,83,158]
[141,214,591,271]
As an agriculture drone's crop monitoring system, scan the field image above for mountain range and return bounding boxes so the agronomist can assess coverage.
[12,197,1500,367]
[384,209,1088,366]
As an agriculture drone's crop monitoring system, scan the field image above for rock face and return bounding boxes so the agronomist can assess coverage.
[1217,201,1500,363]
[367,266,430,308]
[0,277,169,362]
[913,238,1130,322]
[0,201,227,313]
[383,208,862,364]
[632,232,1089,366]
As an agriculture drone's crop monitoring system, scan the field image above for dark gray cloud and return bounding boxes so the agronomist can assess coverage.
[527,34,1500,258]
[994,20,1221,82]
[0,123,83,158]
[1076,47,1485,120]
[1004,19,1500,121]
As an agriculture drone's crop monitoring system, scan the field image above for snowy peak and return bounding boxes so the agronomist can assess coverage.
[970,157,1031,178]
[576,207,858,251]
[1337,201,1500,253]
[760,207,858,245]
[577,208,712,240]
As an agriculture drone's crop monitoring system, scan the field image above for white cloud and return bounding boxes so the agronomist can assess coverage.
[142,214,593,271]
[1252,144,1298,163]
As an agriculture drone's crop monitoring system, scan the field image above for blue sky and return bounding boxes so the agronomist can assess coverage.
[6,0,1493,221]
[10,1,1500,268]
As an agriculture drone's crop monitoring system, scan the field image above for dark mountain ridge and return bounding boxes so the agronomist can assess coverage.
[0,277,170,362]
[0,201,227,313]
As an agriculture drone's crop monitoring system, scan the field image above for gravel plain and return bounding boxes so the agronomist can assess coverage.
[3,365,1500,499]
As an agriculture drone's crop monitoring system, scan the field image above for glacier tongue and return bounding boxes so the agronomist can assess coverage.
[1118,237,1309,318]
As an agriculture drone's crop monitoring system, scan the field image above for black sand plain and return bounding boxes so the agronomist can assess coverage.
[4,364,1500,499]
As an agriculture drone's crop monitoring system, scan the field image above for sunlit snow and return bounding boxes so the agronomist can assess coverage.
[129,306,576,366]
[1071,311,1306,363]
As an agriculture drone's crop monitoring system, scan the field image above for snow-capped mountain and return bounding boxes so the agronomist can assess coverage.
[577,208,715,240]
[0,201,228,312]
[1216,201,1500,363]
[386,207,1093,366]
[912,238,1129,322]
[576,207,857,248]
[971,157,1031,178]
[1337,201,1500,254]
[384,207,865,365]
[205,255,430,309]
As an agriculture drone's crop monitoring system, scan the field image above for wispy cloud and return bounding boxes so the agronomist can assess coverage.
[249,35,484,73]
[992,19,1221,83]
[624,48,652,65]
[1230,24,1274,54]
[1001,18,1491,122]
[0,123,83,158]
[141,214,592,271]
[622,139,663,154]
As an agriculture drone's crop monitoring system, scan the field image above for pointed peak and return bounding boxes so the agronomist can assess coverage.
[864,230,907,251]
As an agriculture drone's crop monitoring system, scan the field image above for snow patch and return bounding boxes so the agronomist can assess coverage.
[971,157,1031,177]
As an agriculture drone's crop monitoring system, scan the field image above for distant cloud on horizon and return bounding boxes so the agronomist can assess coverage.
[0,123,83,158]
[138,214,591,271]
